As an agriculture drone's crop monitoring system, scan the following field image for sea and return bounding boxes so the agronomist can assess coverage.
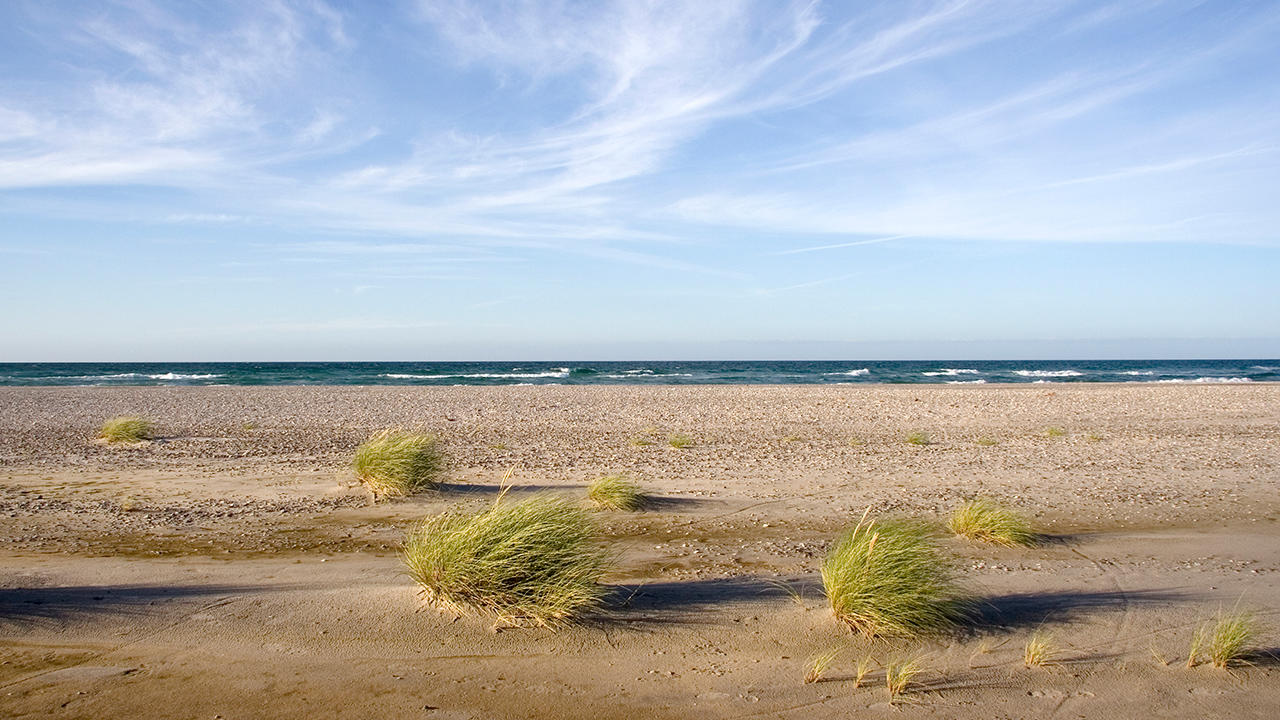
[0,360,1275,387]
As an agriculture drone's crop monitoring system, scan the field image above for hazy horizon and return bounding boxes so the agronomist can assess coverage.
[3,337,1279,364]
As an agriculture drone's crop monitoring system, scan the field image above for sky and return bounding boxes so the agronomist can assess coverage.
[1,0,1278,361]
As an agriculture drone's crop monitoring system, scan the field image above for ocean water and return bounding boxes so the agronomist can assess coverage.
[0,360,1275,386]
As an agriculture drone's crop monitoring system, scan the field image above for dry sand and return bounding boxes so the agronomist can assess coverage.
[1,384,1277,718]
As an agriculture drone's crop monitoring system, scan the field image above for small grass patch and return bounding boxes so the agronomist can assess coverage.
[885,657,922,703]
[1044,426,1066,438]
[1190,611,1262,668]
[974,436,998,446]
[948,498,1037,547]
[353,429,444,499]
[667,433,693,449]
[781,434,803,443]
[803,647,841,684]
[1024,631,1057,667]
[847,436,864,447]
[904,431,930,446]
[1086,432,1104,443]
[822,510,969,638]
[854,655,874,689]
[403,494,611,626]
[587,474,646,511]
[1187,624,1207,668]
[98,416,153,443]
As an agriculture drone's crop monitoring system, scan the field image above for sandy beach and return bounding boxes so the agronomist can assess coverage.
[1,384,1277,718]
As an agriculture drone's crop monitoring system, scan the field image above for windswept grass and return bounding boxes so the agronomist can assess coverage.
[667,433,693,449]
[974,436,998,447]
[854,655,874,689]
[353,429,444,498]
[1189,612,1262,668]
[587,474,646,511]
[804,647,841,684]
[403,494,611,626]
[885,658,922,703]
[1024,631,1057,667]
[1187,624,1207,668]
[822,510,969,638]
[98,416,153,443]
[948,499,1037,547]
[1044,426,1066,438]
[905,431,931,446]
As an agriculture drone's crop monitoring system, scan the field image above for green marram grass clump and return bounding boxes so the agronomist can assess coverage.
[904,431,930,446]
[98,416,153,443]
[948,498,1037,547]
[403,494,611,626]
[353,429,445,498]
[822,510,969,638]
[587,475,646,511]
[1188,611,1262,668]
[667,433,694,448]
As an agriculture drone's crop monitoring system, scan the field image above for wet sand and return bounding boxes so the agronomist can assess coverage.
[1,384,1278,718]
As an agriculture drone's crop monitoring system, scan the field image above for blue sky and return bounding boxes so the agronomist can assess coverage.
[1,0,1278,361]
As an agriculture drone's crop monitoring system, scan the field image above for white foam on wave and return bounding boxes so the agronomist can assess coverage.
[147,372,221,380]
[30,372,222,381]
[1014,369,1083,377]
[1119,371,1154,376]
[1251,365,1278,372]
[381,367,571,380]
[1156,377,1252,384]
[922,368,980,376]
[600,372,693,378]
[946,379,987,384]
[823,368,870,376]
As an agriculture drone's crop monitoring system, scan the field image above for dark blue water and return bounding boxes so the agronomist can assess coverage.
[0,360,1274,386]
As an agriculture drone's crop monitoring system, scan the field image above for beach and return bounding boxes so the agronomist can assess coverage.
[2,384,1278,718]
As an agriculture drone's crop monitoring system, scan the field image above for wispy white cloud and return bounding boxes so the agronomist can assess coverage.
[1,0,1277,261]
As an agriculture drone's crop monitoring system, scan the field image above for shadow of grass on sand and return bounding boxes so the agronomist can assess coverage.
[0,584,266,628]
[967,588,1191,633]
[592,577,1192,635]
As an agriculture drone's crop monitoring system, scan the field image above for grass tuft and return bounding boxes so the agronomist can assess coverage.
[403,494,611,626]
[974,436,998,446]
[847,436,864,447]
[98,416,153,443]
[904,431,931,446]
[1044,426,1066,437]
[1187,624,1207,668]
[1194,612,1261,668]
[885,658,921,703]
[353,429,444,498]
[667,433,693,449]
[587,474,646,511]
[854,655,874,689]
[822,509,969,638]
[948,498,1037,547]
[803,647,841,684]
[1024,631,1057,667]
